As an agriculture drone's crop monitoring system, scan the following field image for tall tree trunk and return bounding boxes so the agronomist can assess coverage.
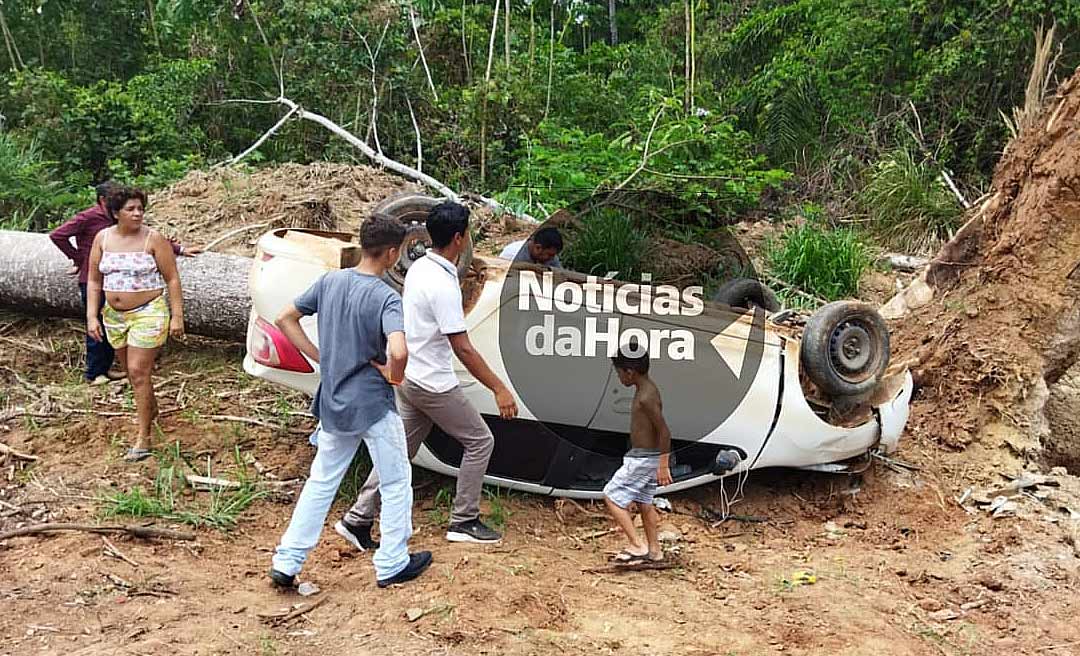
[461,0,472,83]
[608,0,618,46]
[503,0,510,69]
[543,1,554,120]
[0,3,24,71]
[146,0,161,54]
[481,0,501,185]
[689,0,696,110]
[683,0,690,113]
[528,2,535,80]
[0,232,253,341]
[410,3,439,100]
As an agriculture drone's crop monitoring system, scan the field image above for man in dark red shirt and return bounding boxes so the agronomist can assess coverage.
[49,182,198,383]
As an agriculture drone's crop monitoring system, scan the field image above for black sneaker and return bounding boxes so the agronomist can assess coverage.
[269,568,295,589]
[334,520,380,551]
[446,518,502,544]
[376,551,433,588]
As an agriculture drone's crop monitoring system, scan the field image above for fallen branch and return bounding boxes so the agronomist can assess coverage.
[609,106,666,193]
[0,523,195,542]
[763,274,827,309]
[102,536,141,568]
[0,442,38,461]
[202,223,270,252]
[583,560,681,574]
[185,474,242,491]
[222,105,298,167]
[224,95,535,223]
[258,596,328,625]
[879,253,929,273]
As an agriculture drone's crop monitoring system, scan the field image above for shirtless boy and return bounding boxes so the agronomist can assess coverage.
[603,348,673,563]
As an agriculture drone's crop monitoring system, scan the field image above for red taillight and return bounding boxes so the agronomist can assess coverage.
[251,317,314,373]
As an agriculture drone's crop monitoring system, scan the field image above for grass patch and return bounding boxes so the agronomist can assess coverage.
[335,445,372,503]
[765,223,870,301]
[561,207,646,280]
[98,442,267,530]
[483,486,513,529]
[859,146,962,253]
[427,486,454,526]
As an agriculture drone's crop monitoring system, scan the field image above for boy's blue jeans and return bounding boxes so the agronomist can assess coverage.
[272,411,413,581]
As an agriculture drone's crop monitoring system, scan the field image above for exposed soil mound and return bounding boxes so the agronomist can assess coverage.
[146,162,532,258]
[892,67,1080,466]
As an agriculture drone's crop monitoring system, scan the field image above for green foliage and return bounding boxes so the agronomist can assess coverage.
[3,60,213,181]
[560,208,646,280]
[766,223,870,301]
[501,102,788,216]
[107,154,205,192]
[860,147,961,253]
[0,132,92,230]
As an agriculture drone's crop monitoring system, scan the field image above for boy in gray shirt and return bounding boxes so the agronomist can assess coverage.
[270,216,431,589]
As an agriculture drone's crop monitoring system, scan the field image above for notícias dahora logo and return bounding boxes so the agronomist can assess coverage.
[516,270,705,360]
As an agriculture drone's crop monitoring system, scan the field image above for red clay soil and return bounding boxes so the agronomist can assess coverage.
[891,67,1080,457]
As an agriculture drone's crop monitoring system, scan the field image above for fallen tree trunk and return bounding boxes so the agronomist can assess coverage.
[0,231,252,341]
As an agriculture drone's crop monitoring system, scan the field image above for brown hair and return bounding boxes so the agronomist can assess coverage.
[360,213,407,257]
[105,186,149,218]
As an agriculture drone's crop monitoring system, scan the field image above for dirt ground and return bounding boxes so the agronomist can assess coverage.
[2,311,1079,656]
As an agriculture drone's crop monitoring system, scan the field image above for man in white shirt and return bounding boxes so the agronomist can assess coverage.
[498,226,564,268]
[339,202,519,545]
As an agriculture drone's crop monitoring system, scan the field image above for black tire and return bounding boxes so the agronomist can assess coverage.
[800,301,890,397]
[373,193,473,290]
[711,278,781,313]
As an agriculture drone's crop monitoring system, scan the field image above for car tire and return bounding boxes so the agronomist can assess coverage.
[374,193,473,290]
[711,278,781,312]
[800,301,890,397]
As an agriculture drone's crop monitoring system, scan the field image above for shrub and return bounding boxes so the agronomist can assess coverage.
[766,223,870,300]
[0,132,91,230]
[561,208,646,280]
[859,147,962,253]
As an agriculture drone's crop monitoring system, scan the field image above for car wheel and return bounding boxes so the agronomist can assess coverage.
[711,278,781,312]
[373,193,474,290]
[800,301,890,397]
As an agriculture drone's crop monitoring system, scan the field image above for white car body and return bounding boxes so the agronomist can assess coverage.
[243,228,913,499]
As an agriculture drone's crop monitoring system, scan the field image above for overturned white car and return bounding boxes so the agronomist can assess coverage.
[243,195,913,499]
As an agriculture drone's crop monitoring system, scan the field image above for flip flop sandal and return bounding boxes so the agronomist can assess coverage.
[124,448,152,462]
[613,550,649,564]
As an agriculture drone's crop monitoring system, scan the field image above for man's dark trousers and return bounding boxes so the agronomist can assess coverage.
[78,283,114,380]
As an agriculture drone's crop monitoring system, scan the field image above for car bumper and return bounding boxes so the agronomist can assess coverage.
[876,369,914,454]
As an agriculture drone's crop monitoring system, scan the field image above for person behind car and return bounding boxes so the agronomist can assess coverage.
[84,187,186,462]
[498,226,563,267]
[269,215,432,590]
[51,180,199,385]
[603,347,673,564]
[337,201,519,548]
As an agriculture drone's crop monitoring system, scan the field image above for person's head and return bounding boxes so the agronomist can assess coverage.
[426,201,471,261]
[95,181,118,208]
[359,213,406,271]
[611,343,650,386]
[527,226,563,265]
[106,186,149,229]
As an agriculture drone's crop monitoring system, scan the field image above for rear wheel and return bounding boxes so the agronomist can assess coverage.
[800,301,890,397]
[711,278,781,313]
[374,193,473,289]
